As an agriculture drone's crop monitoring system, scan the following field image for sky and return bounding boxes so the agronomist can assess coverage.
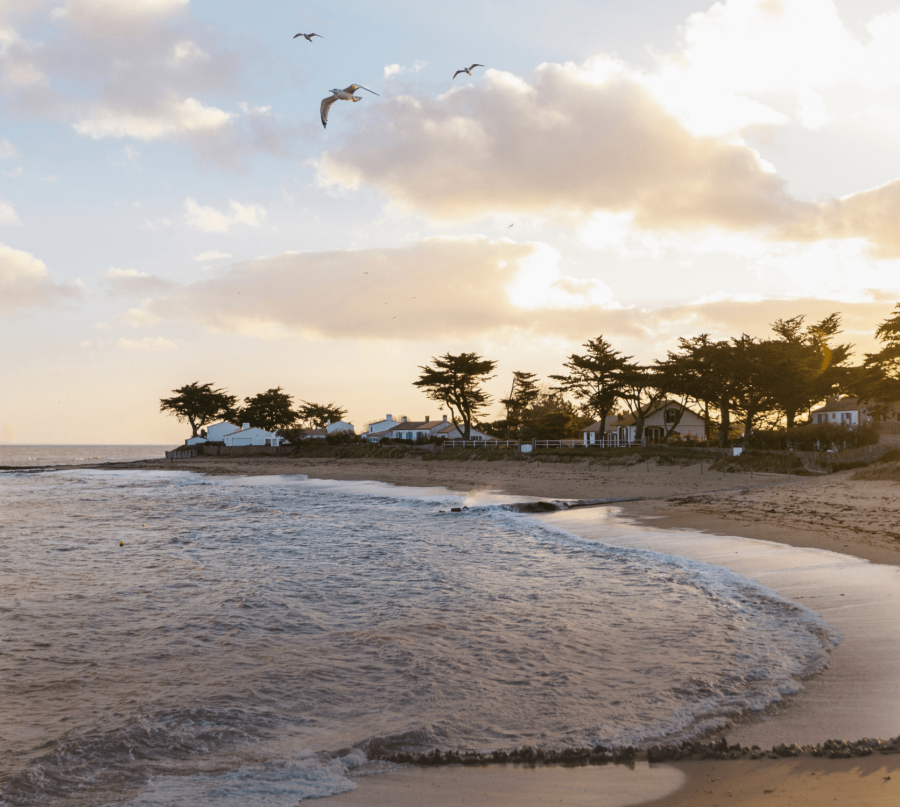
[2,0,900,444]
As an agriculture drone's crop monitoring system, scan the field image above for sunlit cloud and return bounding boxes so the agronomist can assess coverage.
[0,138,18,158]
[116,335,178,350]
[74,96,233,141]
[0,242,82,314]
[184,197,266,233]
[194,250,232,262]
[0,199,21,225]
[105,266,173,297]
[128,237,638,341]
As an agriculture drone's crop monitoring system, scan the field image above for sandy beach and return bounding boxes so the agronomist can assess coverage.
[91,454,900,805]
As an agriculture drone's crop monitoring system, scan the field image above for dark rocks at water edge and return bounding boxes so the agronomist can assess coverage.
[368,736,900,767]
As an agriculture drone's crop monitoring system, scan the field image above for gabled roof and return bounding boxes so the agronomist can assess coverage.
[387,420,439,432]
[812,397,861,414]
[223,426,277,437]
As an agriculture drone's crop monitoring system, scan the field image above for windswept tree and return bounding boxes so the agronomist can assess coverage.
[550,337,630,436]
[414,352,497,440]
[159,382,238,438]
[863,303,900,405]
[239,387,298,432]
[770,313,853,427]
[297,401,348,429]
[619,363,668,442]
[499,371,541,439]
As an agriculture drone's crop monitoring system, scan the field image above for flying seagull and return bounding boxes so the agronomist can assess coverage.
[453,64,484,79]
[293,33,322,42]
[320,84,379,128]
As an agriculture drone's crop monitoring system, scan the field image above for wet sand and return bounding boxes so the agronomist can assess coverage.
[326,756,900,806]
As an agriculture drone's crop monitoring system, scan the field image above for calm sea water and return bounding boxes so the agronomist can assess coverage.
[0,446,172,468]
[0,471,838,806]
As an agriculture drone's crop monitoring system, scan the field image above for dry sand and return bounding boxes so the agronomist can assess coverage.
[93,454,900,805]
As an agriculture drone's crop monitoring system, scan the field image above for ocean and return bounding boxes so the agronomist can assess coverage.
[0,445,172,469]
[0,469,839,806]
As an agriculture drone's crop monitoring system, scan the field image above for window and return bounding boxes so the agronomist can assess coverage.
[665,408,678,423]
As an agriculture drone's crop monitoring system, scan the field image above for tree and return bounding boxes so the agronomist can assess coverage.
[770,314,853,427]
[864,303,900,406]
[413,352,497,440]
[519,388,588,440]
[297,401,348,429]
[550,337,630,437]
[239,387,298,432]
[499,371,541,439]
[619,363,668,442]
[159,381,238,438]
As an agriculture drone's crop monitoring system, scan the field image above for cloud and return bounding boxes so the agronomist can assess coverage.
[0,242,82,314]
[116,336,177,350]
[131,236,640,341]
[0,198,21,225]
[319,63,900,258]
[53,0,189,34]
[0,138,18,158]
[184,197,266,233]
[194,250,232,262]
[105,266,172,296]
[74,96,232,141]
[643,0,900,136]
[318,66,798,231]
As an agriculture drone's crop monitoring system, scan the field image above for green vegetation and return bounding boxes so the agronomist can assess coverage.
[414,352,497,440]
[159,382,239,437]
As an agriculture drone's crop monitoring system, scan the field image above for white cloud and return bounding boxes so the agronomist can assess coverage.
[74,96,232,142]
[106,267,172,296]
[0,242,81,313]
[384,64,402,78]
[194,250,232,262]
[54,0,189,27]
[116,307,161,327]
[0,199,21,225]
[0,139,18,159]
[171,39,208,65]
[184,197,266,233]
[116,336,177,350]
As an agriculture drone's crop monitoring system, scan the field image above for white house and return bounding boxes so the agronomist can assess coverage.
[431,420,496,441]
[223,423,285,447]
[810,397,900,426]
[384,415,450,441]
[583,401,706,445]
[325,420,355,434]
[186,420,239,445]
[365,414,398,441]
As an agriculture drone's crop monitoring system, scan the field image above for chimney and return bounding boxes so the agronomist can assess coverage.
[242,423,250,430]
[425,416,430,422]
[386,414,393,421]
[442,415,448,422]
[401,416,408,423]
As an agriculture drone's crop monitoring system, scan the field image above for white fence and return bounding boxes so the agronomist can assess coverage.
[441,438,645,450]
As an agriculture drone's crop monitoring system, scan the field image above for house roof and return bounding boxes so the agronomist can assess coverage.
[387,420,440,432]
[812,397,861,414]
[223,426,277,437]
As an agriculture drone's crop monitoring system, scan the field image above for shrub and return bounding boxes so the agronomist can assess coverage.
[747,423,879,452]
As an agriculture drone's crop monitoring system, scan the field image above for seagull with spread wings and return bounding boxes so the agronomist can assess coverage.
[453,64,484,79]
[293,33,322,42]
[320,85,379,128]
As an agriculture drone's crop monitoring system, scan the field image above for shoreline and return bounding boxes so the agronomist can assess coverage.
[23,456,900,805]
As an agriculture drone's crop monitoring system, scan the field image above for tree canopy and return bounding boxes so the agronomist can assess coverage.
[239,387,298,432]
[413,352,497,440]
[499,371,541,439]
[159,382,238,437]
[296,401,348,430]
[550,337,630,436]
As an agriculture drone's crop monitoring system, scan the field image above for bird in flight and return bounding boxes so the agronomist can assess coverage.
[293,33,322,42]
[320,85,379,128]
[453,64,484,79]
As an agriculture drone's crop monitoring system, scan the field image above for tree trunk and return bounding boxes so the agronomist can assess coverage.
[718,397,731,447]
[786,410,796,429]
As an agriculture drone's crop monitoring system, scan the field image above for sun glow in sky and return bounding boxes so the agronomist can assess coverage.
[2,0,900,443]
